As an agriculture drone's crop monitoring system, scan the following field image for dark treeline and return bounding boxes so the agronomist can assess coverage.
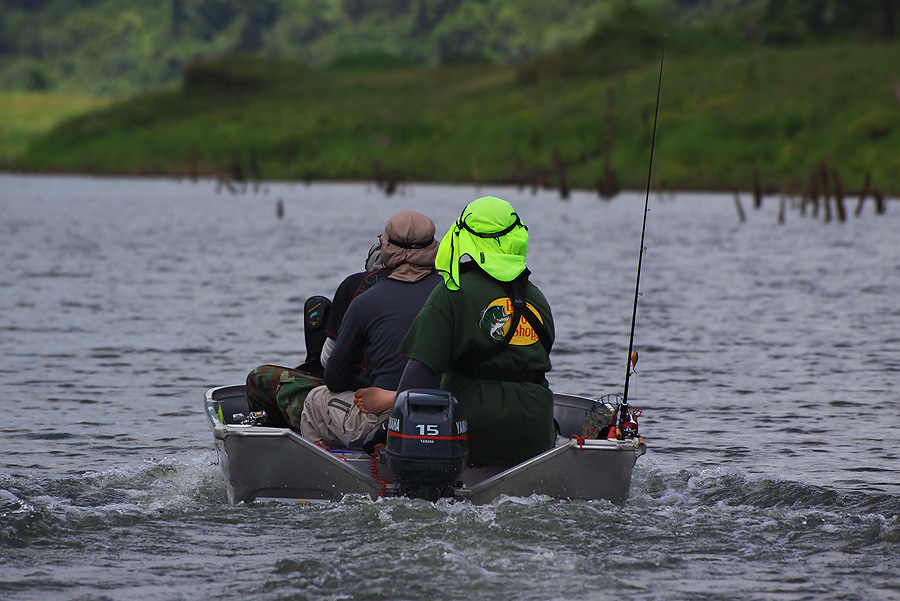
[1,0,897,96]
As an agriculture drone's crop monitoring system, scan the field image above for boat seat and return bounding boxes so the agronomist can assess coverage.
[218,395,251,424]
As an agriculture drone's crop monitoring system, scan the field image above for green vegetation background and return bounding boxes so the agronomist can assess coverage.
[0,0,762,96]
[2,0,899,194]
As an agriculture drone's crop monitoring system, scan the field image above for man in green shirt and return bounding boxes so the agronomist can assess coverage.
[356,196,555,466]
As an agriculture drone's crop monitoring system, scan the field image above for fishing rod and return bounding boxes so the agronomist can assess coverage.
[617,35,666,438]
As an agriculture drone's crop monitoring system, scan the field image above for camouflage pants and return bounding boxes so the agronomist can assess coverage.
[246,365,323,430]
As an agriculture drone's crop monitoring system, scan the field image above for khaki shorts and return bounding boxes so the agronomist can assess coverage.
[299,385,387,449]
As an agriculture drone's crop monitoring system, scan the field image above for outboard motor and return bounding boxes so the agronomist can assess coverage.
[385,389,468,502]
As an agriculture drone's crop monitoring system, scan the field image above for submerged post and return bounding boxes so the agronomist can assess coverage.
[734,192,746,223]
[553,150,570,199]
[600,87,619,199]
[809,167,820,218]
[855,171,872,217]
[833,168,846,222]
[874,190,886,214]
[752,169,762,209]
[820,159,832,222]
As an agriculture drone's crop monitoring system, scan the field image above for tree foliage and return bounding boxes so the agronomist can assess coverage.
[0,0,896,95]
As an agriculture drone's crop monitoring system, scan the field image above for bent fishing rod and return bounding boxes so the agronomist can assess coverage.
[618,35,666,435]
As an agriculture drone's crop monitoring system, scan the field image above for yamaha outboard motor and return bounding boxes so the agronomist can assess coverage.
[385,389,468,502]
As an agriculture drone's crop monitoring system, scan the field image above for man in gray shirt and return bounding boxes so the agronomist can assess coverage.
[299,210,440,449]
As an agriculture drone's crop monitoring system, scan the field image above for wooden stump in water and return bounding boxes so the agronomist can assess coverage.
[855,171,872,217]
[250,154,262,193]
[231,159,244,183]
[372,158,383,190]
[874,190,886,214]
[833,168,846,222]
[600,88,619,199]
[553,150,570,200]
[513,159,525,191]
[733,192,746,223]
[808,167,820,218]
[752,169,762,209]
[190,144,199,182]
[531,167,548,195]
[819,159,831,223]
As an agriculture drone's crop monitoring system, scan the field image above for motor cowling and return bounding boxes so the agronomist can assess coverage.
[385,389,468,502]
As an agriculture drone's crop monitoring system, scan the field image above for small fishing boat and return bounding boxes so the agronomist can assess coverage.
[205,384,646,505]
[205,25,664,512]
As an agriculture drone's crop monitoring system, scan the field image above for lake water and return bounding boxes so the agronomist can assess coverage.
[1,174,898,600]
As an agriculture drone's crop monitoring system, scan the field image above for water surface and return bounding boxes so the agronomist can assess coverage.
[1,175,897,600]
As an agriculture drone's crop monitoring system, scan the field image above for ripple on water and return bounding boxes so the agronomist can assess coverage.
[2,178,900,600]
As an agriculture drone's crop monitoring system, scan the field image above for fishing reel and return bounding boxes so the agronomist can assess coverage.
[607,404,641,441]
[584,394,642,441]
[620,406,642,440]
[232,411,268,426]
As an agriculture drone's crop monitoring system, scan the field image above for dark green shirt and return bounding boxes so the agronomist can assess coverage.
[399,268,555,466]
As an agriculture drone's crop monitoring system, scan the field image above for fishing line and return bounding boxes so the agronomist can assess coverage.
[620,35,666,425]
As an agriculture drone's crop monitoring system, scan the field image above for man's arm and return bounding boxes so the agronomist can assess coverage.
[396,358,441,393]
[323,303,367,392]
[354,359,441,414]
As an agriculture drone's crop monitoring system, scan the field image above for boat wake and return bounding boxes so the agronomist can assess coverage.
[0,453,227,547]
[2,453,896,556]
[632,462,899,513]
[2,455,897,601]
[627,463,900,550]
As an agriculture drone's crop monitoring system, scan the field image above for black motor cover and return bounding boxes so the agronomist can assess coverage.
[385,389,468,501]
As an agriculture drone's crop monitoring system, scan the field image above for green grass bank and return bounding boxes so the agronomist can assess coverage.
[0,93,111,165]
[11,41,900,195]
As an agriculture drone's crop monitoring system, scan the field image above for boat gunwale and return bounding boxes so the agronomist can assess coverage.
[205,384,646,504]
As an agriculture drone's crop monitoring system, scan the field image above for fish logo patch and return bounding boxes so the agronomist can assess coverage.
[479,298,544,346]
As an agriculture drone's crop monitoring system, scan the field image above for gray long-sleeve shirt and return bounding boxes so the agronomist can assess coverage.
[324,273,441,392]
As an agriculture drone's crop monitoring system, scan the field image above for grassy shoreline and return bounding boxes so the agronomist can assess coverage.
[10,41,900,195]
[0,93,112,166]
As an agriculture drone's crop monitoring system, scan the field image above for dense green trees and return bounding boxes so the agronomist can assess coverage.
[0,0,896,95]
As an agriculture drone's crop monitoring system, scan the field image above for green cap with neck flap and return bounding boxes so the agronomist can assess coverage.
[435,196,529,291]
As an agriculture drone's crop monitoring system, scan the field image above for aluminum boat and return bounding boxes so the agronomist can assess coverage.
[205,384,646,505]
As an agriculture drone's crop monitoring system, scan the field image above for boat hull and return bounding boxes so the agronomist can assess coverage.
[205,385,645,505]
